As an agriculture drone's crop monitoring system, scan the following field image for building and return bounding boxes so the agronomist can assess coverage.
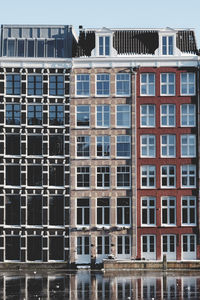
[0,25,76,263]
[0,24,199,265]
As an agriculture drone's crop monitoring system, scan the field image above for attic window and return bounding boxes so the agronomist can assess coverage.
[99,36,110,56]
[162,36,173,55]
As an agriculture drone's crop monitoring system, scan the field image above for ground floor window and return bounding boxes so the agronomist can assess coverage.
[49,236,64,261]
[27,236,42,261]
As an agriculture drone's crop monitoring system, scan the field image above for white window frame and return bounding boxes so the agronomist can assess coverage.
[96,105,110,128]
[181,104,196,127]
[140,105,155,127]
[181,196,196,226]
[162,235,176,261]
[116,235,131,259]
[161,135,176,158]
[96,236,110,261]
[161,196,176,226]
[160,73,175,96]
[116,73,131,96]
[76,74,90,97]
[160,104,175,127]
[140,73,155,96]
[96,74,110,96]
[116,135,131,158]
[117,197,131,226]
[116,165,131,189]
[181,134,196,157]
[76,166,90,189]
[140,135,156,158]
[76,105,90,128]
[96,198,110,226]
[96,166,110,189]
[181,165,196,188]
[96,136,110,158]
[141,196,156,226]
[116,104,131,128]
[98,36,110,56]
[162,35,174,55]
[76,136,90,158]
[161,165,176,188]
[182,234,196,260]
[180,73,196,96]
[76,198,90,227]
[141,165,156,189]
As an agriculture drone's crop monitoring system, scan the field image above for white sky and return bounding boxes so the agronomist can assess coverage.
[1,0,200,48]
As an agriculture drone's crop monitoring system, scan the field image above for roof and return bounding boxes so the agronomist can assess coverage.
[76,28,198,57]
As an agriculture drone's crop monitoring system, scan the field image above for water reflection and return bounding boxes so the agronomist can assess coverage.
[0,270,200,299]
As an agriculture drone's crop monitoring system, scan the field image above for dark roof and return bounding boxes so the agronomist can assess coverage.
[76,29,198,57]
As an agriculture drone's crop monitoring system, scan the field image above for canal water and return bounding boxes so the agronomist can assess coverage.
[1,269,200,299]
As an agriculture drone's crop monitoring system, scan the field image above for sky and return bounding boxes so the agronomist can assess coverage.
[1,0,200,47]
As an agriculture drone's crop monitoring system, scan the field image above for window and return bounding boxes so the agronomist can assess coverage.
[96,105,110,127]
[182,196,196,225]
[27,105,42,125]
[28,40,34,57]
[6,134,20,155]
[76,74,90,96]
[77,166,90,188]
[116,135,131,158]
[49,75,64,96]
[161,165,176,188]
[181,165,196,188]
[161,135,176,157]
[117,166,131,188]
[181,135,196,157]
[97,166,110,188]
[96,136,110,157]
[161,104,175,127]
[116,73,130,96]
[37,40,45,57]
[97,198,110,225]
[28,135,42,156]
[160,73,175,95]
[140,105,155,127]
[18,40,24,57]
[97,236,110,255]
[6,165,20,186]
[141,165,156,188]
[76,105,90,127]
[77,136,90,157]
[49,135,64,156]
[162,36,173,55]
[181,73,195,95]
[77,236,90,255]
[49,165,64,186]
[99,36,110,56]
[27,195,42,225]
[49,236,64,261]
[141,197,156,226]
[6,104,21,125]
[28,75,43,96]
[117,198,130,226]
[27,236,42,261]
[49,105,64,126]
[77,198,90,226]
[141,135,156,157]
[140,73,155,96]
[6,74,20,95]
[5,195,20,226]
[162,235,176,256]
[116,105,131,127]
[162,196,176,225]
[181,104,196,127]
[6,236,20,261]
[28,165,42,186]
[182,235,196,255]
[49,195,64,226]
[96,74,110,96]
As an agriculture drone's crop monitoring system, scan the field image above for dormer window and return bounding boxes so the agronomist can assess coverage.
[99,36,110,56]
[162,36,174,55]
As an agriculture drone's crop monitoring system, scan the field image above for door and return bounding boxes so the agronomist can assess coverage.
[116,235,131,260]
[162,235,176,261]
[96,236,110,263]
[182,234,196,260]
[76,236,90,264]
[141,235,156,260]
